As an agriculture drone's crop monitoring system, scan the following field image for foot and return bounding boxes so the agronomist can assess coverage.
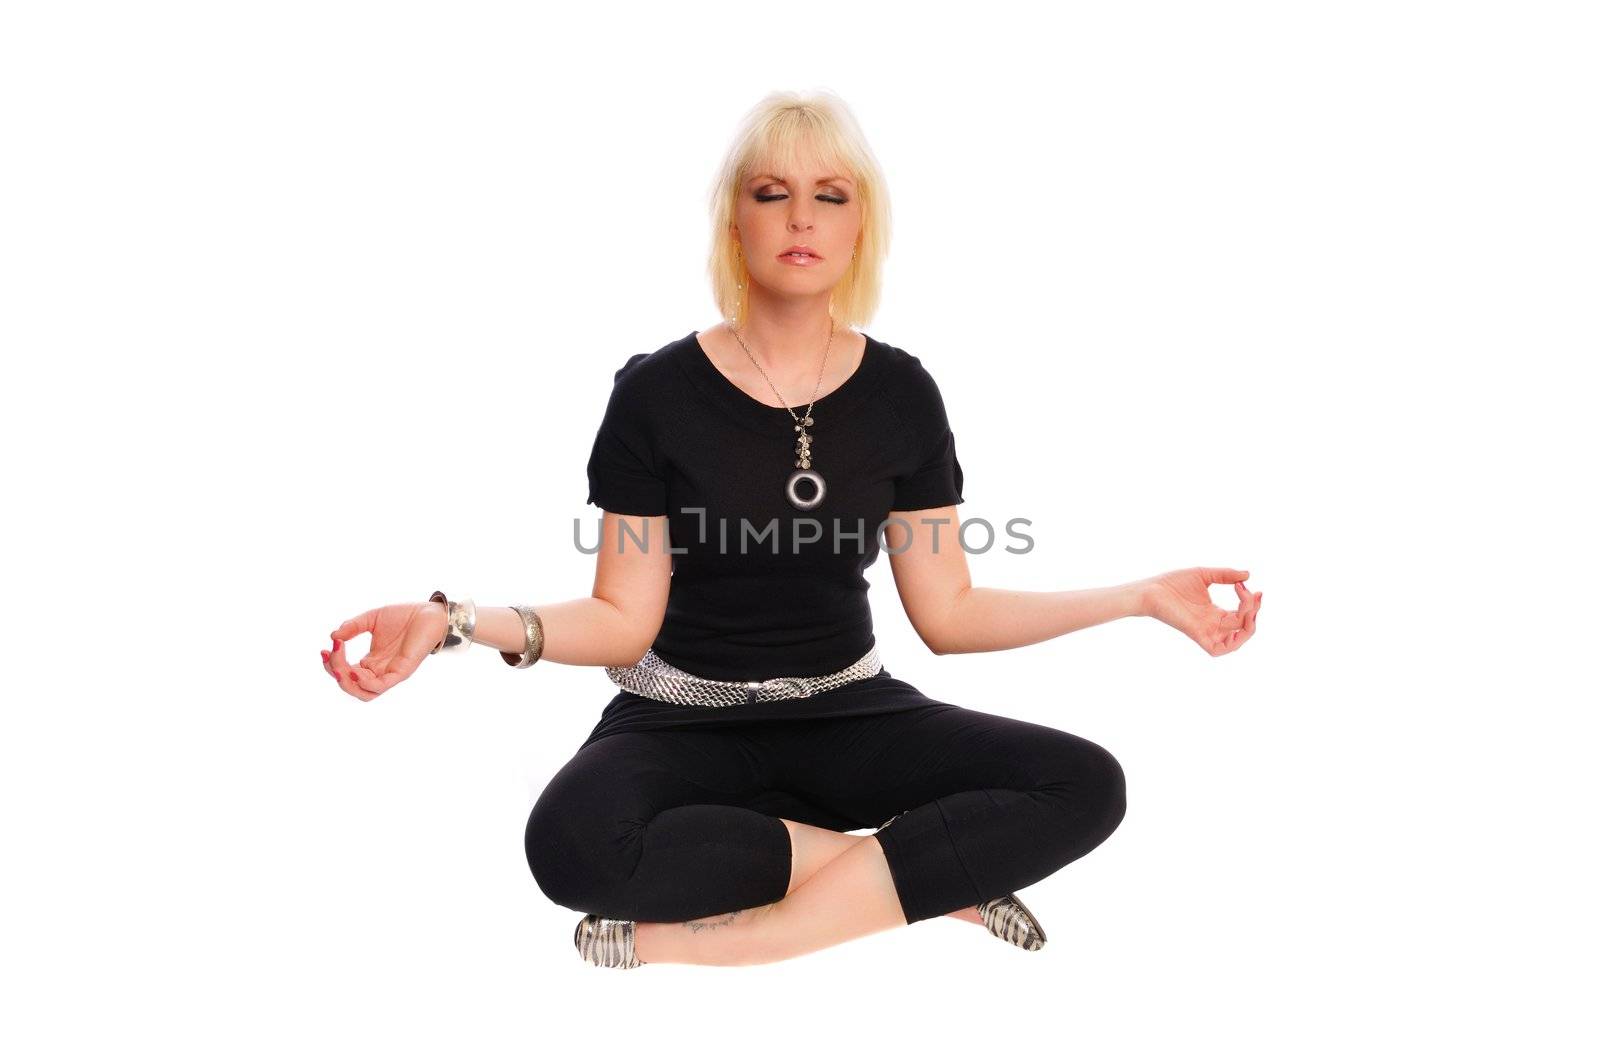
[574,914,645,969]
[976,893,1048,951]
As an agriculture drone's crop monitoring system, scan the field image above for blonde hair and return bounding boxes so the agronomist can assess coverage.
[706,90,891,329]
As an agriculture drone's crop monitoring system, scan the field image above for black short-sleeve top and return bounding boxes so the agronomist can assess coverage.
[584,329,964,682]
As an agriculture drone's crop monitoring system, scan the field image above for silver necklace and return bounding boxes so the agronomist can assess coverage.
[728,320,835,511]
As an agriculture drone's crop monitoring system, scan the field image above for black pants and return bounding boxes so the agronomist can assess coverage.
[524,701,1127,925]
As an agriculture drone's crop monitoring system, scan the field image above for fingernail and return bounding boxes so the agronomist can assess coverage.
[321,650,330,662]
[332,638,342,651]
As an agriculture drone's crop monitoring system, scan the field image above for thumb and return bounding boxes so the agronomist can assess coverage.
[330,608,378,643]
[1201,567,1249,585]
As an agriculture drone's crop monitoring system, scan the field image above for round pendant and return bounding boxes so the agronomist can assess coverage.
[787,469,826,510]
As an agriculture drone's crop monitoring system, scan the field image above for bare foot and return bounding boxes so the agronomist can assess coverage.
[946,905,984,926]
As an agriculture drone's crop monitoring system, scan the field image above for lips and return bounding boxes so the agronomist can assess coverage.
[779,246,822,264]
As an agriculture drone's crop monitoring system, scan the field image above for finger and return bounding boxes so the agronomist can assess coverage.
[327,645,373,701]
[1222,592,1248,627]
[348,664,382,694]
[329,636,352,674]
[346,655,396,695]
[362,647,430,695]
[379,649,428,689]
[336,667,375,701]
[1233,591,1258,632]
[331,610,378,643]
[1220,609,1257,655]
[1230,585,1255,622]
[360,672,398,695]
[320,649,336,678]
[366,668,412,695]
[1202,567,1250,585]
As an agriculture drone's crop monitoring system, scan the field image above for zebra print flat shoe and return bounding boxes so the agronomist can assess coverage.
[976,893,1048,951]
[573,914,645,969]
[876,811,1048,952]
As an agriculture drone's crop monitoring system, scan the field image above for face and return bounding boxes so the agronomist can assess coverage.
[732,152,863,302]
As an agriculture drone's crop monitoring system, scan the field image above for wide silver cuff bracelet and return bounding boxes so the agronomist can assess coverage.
[605,643,882,707]
[428,590,476,654]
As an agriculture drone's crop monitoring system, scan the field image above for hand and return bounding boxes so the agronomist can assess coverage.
[1141,567,1262,657]
[320,601,448,701]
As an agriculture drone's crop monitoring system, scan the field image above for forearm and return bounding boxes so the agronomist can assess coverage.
[461,596,650,668]
[929,580,1151,655]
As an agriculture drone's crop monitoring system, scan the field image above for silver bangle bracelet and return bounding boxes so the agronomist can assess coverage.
[500,604,545,669]
[428,590,477,654]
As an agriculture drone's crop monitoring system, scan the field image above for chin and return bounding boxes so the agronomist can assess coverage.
[762,276,844,297]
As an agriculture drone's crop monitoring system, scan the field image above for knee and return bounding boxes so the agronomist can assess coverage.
[1043,735,1127,841]
[524,799,639,915]
[1086,740,1128,836]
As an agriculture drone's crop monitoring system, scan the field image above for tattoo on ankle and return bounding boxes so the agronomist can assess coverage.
[682,909,745,934]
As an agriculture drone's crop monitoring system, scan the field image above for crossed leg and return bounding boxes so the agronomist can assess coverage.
[661,703,1127,966]
[527,705,1126,967]
[632,812,990,966]
[781,818,984,925]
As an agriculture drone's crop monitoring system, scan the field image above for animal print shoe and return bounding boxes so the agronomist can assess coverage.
[877,810,1048,951]
[976,893,1048,951]
[574,914,645,969]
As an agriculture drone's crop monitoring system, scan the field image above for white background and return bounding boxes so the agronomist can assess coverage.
[4,1,1595,1060]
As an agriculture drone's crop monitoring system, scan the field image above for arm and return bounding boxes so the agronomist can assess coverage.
[324,512,671,700]
[461,599,652,668]
[460,512,671,667]
[885,504,1260,656]
[885,505,1147,654]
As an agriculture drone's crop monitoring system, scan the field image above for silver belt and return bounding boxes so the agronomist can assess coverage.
[605,643,883,707]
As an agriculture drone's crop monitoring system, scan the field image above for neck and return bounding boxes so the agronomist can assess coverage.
[736,288,841,369]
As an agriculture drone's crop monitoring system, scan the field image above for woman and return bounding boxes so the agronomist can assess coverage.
[320,91,1263,969]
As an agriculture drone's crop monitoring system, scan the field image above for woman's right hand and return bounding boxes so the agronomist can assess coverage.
[321,601,448,701]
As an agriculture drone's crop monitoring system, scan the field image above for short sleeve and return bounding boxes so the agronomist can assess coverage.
[585,354,669,516]
[890,359,966,512]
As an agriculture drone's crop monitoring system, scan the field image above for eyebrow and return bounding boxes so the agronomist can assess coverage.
[749,173,854,187]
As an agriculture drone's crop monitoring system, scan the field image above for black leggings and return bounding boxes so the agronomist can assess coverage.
[524,702,1127,925]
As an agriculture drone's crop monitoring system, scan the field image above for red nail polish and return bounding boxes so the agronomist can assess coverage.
[332,638,342,651]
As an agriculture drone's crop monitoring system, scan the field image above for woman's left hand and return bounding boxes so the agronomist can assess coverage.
[1142,567,1262,656]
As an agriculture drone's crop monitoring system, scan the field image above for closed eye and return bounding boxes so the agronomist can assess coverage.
[754,193,849,204]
